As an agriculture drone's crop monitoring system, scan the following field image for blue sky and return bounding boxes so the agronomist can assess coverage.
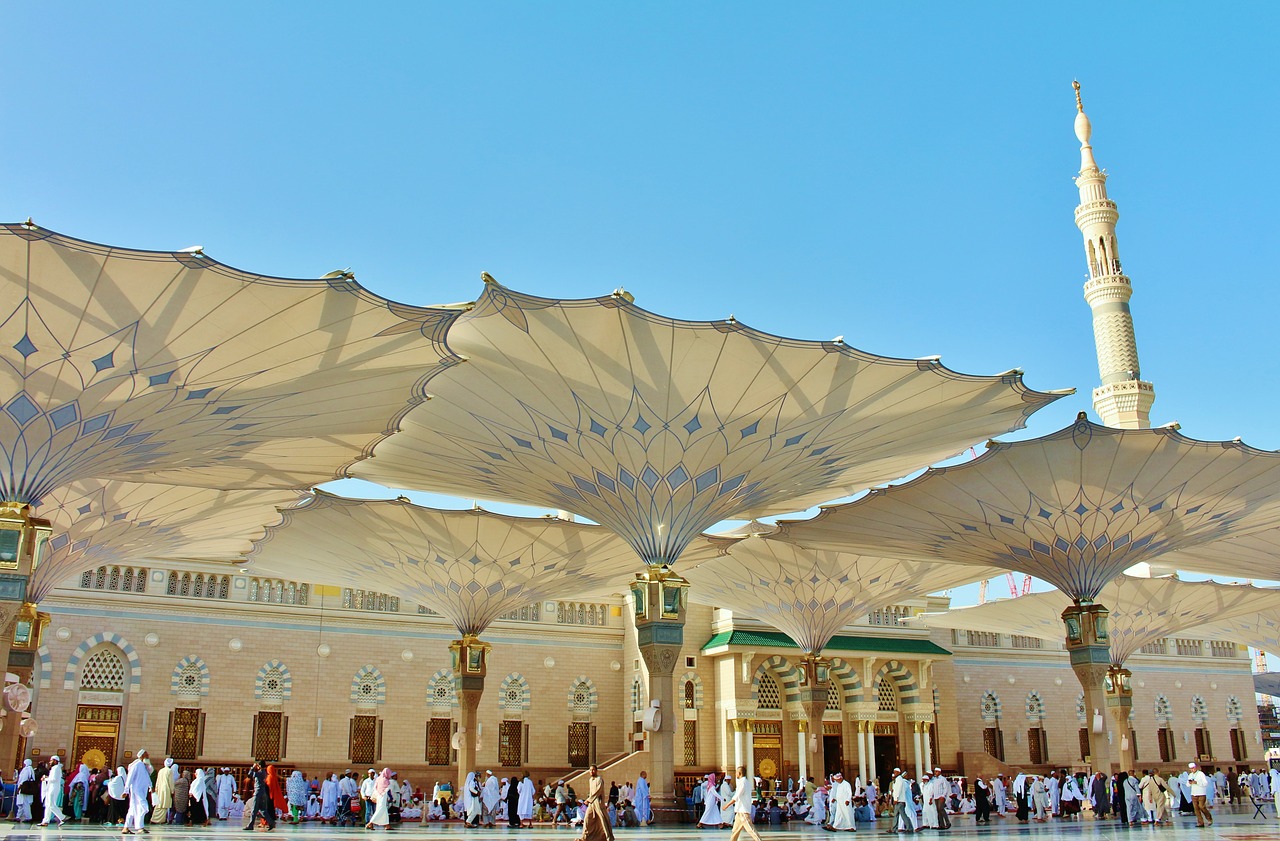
[5,5,1278,609]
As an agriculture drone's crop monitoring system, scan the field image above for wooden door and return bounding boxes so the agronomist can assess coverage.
[73,704,120,769]
[753,734,782,786]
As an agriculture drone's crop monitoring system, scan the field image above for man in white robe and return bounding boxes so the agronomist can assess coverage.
[993,774,1009,815]
[320,774,339,822]
[517,774,536,826]
[724,766,763,841]
[920,774,938,829]
[216,767,237,820]
[1047,772,1060,817]
[827,772,856,831]
[39,756,67,826]
[481,770,501,827]
[124,750,153,834]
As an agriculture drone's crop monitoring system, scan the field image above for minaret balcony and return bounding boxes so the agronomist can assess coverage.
[1084,273,1132,305]
[1075,200,1119,228]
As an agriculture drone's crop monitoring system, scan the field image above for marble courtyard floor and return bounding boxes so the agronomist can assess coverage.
[5,808,1280,841]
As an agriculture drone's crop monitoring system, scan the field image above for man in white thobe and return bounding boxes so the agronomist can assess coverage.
[1270,767,1280,819]
[124,749,153,834]
[993,774,1008,815]
[517,774,536,825]
[216,767,237,819]
[39,756,67,826]
[481,770,501,827]
[828,772,857,831]
[724,766,763,841]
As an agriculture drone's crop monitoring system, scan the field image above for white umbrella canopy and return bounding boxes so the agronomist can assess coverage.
[0,224,463,503]
[682,532,998,655]
[909,573,1280,666]
[28,480,303,602]
[1160,528,1280,582]
[353,276,1067,568]
[779,415,1280,602]
[247,491,640,636]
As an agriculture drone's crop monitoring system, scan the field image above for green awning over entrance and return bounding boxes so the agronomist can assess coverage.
[700,629,951,656]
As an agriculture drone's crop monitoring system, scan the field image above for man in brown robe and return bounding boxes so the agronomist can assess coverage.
[578,765,614,841]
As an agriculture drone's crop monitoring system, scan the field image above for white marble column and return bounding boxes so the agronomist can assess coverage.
[798,721,808,782]
[733,720,744,769]
[922,723,933,771]
[746,721,755,777]
[856,721,868,784]
[912,722,924,776]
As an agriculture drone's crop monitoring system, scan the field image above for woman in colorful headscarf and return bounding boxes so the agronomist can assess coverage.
[67,762,91,820]
[286,770,309,823]
[696,773,722,828]
[367,768,393,829]
[265,764,287,823]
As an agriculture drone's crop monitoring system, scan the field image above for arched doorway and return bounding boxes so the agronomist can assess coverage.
[72,647,128,769]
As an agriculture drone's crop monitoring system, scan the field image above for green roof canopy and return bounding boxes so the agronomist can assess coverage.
[700,629,951,656]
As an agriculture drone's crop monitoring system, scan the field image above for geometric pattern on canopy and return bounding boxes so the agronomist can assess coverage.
[29,479,301,602]
[248,491,640,636]
[0,224,462,503]
[352,278,1065,568]
[1184,609,1280,658]
[909,573,1280,666]
[1162,528,1280,583]
[781,415,1280,601]
[682,533,996,655]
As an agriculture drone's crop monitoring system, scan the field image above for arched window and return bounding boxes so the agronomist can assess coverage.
[94,566,106,589]
[571,680,593,715]
[631,679,641,713]
[176,662,204,701]
[684,680,696,710]
[81,569,94,588]
[136,569,148,592]
[577,604,585,625]
[109,567,121,590]
[587,605,597,626]
[877,679,898,712]
[166,571,178,595]
[179,573,191,597]
[826,684,843,711]
[259,667,286,704]
[249,578,260,601]
[81,649,126,692]
[193,574,204,598]
[556,603,565,623]
[217,576,230,599]
[757,673,781,710]
[121,567,134,592]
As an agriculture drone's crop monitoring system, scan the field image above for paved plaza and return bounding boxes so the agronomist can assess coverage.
[6,810,1280,841]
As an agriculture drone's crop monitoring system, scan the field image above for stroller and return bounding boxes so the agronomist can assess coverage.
[336,796,363,828]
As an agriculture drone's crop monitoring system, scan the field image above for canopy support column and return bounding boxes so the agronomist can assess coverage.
[1105,665,1135,773]
[631,569,689,822]
[799,654,830,785]
[449,634,491,795]
[1062,603,1114,773]
[0,503,50,772]
[797,721,808,783]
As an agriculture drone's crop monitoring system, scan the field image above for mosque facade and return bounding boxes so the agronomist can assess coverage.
[23,565,1260,791]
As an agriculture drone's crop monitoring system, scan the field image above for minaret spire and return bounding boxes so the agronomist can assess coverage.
[1072,81,1155,428]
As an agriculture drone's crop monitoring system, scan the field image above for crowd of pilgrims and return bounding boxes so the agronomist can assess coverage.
[9,753,1280,832]
[683,764,1280,831]
[5,754,654,835]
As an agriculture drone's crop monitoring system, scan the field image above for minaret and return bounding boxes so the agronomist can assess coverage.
[1073,80,1155,428]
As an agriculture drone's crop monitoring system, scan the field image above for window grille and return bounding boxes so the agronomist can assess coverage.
[877,679,897,712]
[757,674,781,709]
[81,650,126,692]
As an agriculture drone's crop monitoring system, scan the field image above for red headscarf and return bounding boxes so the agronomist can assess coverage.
[266,764,286,810]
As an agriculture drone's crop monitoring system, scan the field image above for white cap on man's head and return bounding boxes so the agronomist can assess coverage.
[1188,762,1197,769]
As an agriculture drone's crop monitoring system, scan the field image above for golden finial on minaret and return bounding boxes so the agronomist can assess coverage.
[1073,80,1084,113]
